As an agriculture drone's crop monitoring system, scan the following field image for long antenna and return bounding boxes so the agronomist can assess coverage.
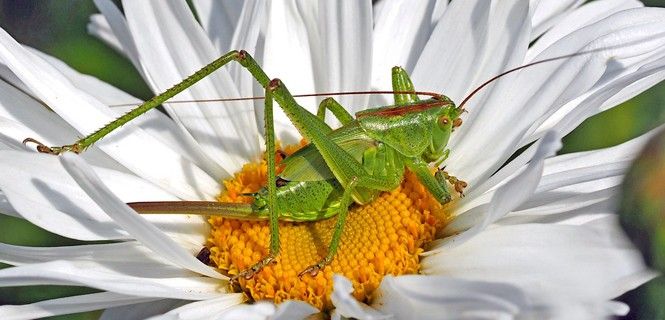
[109,90,442,108]
[110,46,622,111]
[458,46,618,111]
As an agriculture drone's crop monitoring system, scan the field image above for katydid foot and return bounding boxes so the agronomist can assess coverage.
[232,254,278,281]
[445,172,467,197]
[23,138,83,155]
[298,257,332,278]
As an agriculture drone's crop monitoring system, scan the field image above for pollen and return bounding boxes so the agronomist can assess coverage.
[207,144,449,311]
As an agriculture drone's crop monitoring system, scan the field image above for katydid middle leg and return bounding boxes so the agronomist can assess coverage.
[299,177,358,277]
[316,97,354,125]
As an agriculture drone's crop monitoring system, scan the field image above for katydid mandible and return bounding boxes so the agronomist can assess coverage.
[24,49,574,279]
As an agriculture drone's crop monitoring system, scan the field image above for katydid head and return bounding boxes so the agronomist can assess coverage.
[422,95,461,162]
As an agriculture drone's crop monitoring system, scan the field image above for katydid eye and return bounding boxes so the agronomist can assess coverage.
[453,118,463,128]
[438,117,450,127]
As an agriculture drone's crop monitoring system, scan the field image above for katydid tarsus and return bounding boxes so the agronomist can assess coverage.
[23,49,600,280]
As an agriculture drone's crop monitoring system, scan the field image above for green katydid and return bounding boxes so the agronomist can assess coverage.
[23,49,595,280]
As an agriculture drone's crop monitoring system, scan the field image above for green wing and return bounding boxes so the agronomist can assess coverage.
[280,122,375,182]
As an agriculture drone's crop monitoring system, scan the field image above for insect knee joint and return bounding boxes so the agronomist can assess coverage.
[268,78,282,91]
[236,50,247,60]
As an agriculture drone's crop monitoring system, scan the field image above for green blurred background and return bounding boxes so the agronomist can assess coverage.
[0,1,664,319]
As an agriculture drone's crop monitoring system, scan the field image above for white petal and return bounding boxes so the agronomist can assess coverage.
[0,73,69,141]
[257,1,319,143]
[422,219,651,305]
[0,190,18,218]
[0,241,216,279]
[261,0,319,143]
[444,0,532,154]
[371,0,437,94]
[530,0,583,41]
[373,275,528,320]
[317,0,373,116]
[212,300,317,320]
[90,0,143,71]
[31,46,227,182]
[466,120,656,210]
[101,299,189,320]
[0,116,41,152]
[528,0,643,60]
[271,301,319,320]
[60,153,223,279]
[526,56,665,143]
[0,242,155,265]
[0,73,122,171]
[430,0,448,27]
[0,151,127,240]
[87,13,126,59]
[434,132,561,247]
[88,2,231,181]
[192,0,244,53]
[331,275,388,320]
[542,128,654,176]
[0,242,211,283]
[216,302,275,320]
[122,0,261,173]
[501,190,618,226]
[0,292,157,320]
[412,0,490,101]
[0,150,208,243]
[413,0,531,174]
[0,260,228,300]
[0,149,206,249]
[261,0,373,138]
[0,26,220,199]
[412,0,530,105]
[142,299,315,320]
[448,7,665,187]
[227,0,265,96]
[504,128,658,225]
[144,296,244,320]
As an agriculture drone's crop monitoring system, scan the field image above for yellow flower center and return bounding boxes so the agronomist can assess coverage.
[207,144,450,310]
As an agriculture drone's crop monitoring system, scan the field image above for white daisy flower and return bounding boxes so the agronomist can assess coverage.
[0,0,663,319]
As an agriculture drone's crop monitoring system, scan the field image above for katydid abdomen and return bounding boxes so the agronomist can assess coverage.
[130,179,344,221]
[254,179,344,221]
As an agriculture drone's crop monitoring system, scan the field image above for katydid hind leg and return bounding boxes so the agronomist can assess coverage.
[233,80,281,281]
[28,50,256,154]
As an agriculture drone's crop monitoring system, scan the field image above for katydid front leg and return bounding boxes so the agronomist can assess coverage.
[436,168,467,197]
[234,78,279,280]
[407,158,452,204]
